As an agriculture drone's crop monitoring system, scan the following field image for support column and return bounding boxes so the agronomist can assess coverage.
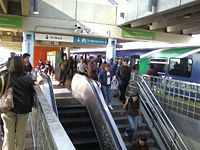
[22,32,34,65]
[106,38,116,62]
[64,47,70,59]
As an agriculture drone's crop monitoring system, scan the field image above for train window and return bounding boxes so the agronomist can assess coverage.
[150,58,167,73]
[169,58,192,77]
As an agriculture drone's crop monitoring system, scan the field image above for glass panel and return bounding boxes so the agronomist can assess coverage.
[169,58,192,77]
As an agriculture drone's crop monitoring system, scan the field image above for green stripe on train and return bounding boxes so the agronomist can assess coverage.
[139,48,195,74]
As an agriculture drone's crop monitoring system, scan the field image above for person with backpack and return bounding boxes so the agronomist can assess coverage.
[121,93,141,143]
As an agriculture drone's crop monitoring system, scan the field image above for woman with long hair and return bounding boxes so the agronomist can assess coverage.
[1,56,34,150]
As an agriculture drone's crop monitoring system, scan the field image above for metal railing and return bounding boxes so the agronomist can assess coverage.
[37,73,58,116]
[71,74,126,150]
[143,75,200,120]
[31,85,75,150]
[129,75,188,150]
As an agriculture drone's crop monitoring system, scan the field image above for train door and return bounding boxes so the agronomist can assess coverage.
[130,55,140,72]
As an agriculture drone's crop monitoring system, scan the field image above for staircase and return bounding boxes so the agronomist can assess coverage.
[111,101,160,150]
[56,97,101,150]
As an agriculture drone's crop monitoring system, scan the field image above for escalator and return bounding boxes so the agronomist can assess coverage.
[56,92,101,150]
[49,73,188,150]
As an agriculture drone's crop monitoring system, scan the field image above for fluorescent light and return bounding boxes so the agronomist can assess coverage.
[33,0,39,15]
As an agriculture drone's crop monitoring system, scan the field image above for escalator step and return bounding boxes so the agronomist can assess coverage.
[73,137,99,145]
[57,104,85,109]
[65,126,94,133]
[58,109,88,118]
[60,117,90,123]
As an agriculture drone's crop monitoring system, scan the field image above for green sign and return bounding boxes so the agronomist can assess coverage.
[121,28,155,40]
[0,16,22,28]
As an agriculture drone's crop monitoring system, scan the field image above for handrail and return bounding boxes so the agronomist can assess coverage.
[37,72,58,117]
[90,78,126,150]
[31,85,75,150]
[71,74,126,150]
[133,75,188,150]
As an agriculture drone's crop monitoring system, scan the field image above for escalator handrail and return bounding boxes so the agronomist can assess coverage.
[134,75,188,150]
[137,81,174,149]
[37,72,58,117]
[71,74,126,150]
[89,79,127,150]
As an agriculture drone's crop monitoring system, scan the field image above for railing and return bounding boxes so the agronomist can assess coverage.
[143,75,200,120]
[31,85,75,150]
[129,75,188,150]
[71,74,126,150]
[37,73,58,116]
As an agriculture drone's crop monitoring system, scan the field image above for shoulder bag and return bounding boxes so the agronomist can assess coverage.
[0,73,14,113]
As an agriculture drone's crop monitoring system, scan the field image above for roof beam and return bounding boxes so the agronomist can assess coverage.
[0,0,8,14]
[183,27,200,35]
[150,11,200,31]
[130,2,200,28]
[21,0,30,16]
[167,21,200,33]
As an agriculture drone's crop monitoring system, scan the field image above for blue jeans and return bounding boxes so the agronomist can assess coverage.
[101,85,112,104]
[127,115,140,142]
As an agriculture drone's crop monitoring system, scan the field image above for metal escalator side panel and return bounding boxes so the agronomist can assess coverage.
[134,75,188,150]
[71,73,126,150]
[37,72,59,117]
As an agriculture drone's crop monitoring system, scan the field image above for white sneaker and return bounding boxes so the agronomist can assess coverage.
[108,104,113,110]
[124,131,128,137]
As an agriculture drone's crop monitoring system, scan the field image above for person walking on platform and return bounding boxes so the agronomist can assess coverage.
[68,56,75,78]
[22,53,33,74]
[114,58,123,97]
[77,58,87,75]
[87,59,97,80]
[109,58,117,76]
[116,59,131,104]
[59,55,70,86]
[98,64,114,110]
[1,56,35,150]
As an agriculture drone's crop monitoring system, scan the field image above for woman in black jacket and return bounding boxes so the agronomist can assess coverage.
[1,56,34,150]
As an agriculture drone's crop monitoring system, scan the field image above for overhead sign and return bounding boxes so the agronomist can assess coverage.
[0,16,22,28]
[74,36,108,45]
[121,28,155,40]
[35,33,73,42]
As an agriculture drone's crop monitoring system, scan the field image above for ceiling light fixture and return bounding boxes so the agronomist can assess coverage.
[33,0,39,15]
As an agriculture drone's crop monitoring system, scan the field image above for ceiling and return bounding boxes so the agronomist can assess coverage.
[0,0,29,48]
[0,0,30,16]
[120,0,200,36]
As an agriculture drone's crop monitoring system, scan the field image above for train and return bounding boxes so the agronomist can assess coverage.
[71,47,200,83]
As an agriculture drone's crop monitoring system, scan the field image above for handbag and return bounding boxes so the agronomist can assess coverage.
[0,73,14,113]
